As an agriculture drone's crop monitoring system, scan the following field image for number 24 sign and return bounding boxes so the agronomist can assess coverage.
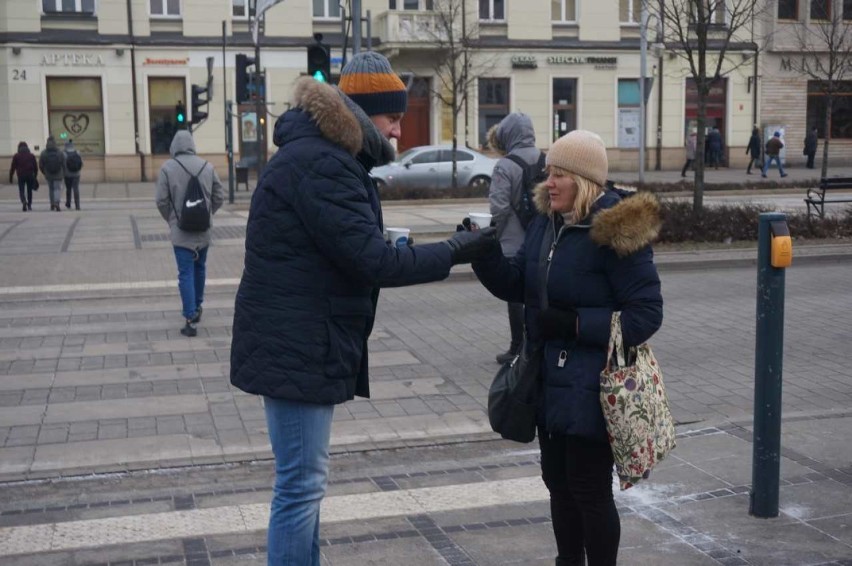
[11,69,28,81]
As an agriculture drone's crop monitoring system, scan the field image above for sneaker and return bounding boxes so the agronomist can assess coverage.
[190,306,202,324]
[180,320,198,337]
[761,174,767,178]
[781,173,788,178]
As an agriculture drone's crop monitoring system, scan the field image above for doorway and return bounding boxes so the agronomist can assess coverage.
[399,77,431,152]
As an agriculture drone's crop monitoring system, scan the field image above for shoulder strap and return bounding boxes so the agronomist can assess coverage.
[173,157,208,178]
[503,154,531,192]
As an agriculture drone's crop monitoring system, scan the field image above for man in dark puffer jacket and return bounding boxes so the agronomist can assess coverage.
[230,52,496,565]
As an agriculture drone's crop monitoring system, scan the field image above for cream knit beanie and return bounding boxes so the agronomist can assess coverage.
[546,130,608,186]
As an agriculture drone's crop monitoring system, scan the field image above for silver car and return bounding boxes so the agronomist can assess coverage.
[371,145,497,190]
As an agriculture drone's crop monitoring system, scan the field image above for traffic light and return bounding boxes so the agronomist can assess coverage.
[190,84,209,125]
[175,101,186,128]
[307,36,330,83]
[236,54,257,103]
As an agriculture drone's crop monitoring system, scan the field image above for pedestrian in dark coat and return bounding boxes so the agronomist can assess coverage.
[804,127,818,169]
[62,139,83,210]
[230,53,496,566]
[762,131,788,178]
[746,127,762,175]
[9,141,38,211]
[707,127,723,169]
[38,136,65,211]
[472,129,663,566]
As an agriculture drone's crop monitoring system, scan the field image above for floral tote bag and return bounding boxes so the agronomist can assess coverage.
[600,311,676,490]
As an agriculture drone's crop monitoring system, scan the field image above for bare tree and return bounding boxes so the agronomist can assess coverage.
[788,3,852,178]
[422,0,495,188]
[654,0,765,212]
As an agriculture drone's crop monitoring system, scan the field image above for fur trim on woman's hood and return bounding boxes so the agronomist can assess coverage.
[290,77,362,156]
[533,183,661,256]
[486,124,504,154]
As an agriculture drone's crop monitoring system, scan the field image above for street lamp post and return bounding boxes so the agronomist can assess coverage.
[639,0,648,183]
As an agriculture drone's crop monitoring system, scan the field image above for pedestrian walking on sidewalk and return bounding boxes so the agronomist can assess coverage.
[155,131,225,338]
[62,139,83,210]
[804,126,818,169]
[38,136,65,211]
[9,141,38,211]
[229,52,497,566]
[746,127,762,175]
[471,130,664,566]
[762,131,788,178]
[487,112,545,364]
[681,130,697,177]
[706,127,723,169]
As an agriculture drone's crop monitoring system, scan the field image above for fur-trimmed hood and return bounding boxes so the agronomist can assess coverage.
[276,77,396,169]
[533,183,661,256]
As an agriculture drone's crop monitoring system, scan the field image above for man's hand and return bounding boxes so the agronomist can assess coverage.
[443,227,498,264]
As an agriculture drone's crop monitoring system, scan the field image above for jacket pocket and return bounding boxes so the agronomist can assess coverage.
[324,297,373,379]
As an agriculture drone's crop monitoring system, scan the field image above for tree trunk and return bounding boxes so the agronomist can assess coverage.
[451,99,459,189]
[693,95,707,213]
[820,95,832,179]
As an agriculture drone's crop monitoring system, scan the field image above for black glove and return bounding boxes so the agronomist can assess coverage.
[443,227,498,264]
[537,307,578,342]
[456,216,496,232]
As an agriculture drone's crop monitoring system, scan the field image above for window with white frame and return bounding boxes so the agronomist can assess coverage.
[313,0,341,18]
[777,0,798,20]
[694,1,727,25]
[810,0,830,19]
[479,0,505,20]
[551,0,576,22]
[388,0,434,10]
[42,0,95,13]
[233,0,251,18]
[150,0,180,17]
[619,0,640,23]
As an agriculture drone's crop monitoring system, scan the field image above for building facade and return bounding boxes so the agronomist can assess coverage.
[3,0,843,182]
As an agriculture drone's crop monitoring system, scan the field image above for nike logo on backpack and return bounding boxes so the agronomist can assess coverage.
[185,199,203,208]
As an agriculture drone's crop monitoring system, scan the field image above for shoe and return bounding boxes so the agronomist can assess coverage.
[22,204,27,212]
[27,204,32,211]
[761,174,767,178]
[747,171,752,175]
[190,305,202,324]
[495,349,519,364]
[75,206,80,211]
[781,173,788,178]
[65,202,70,209]
[180,320,198,337]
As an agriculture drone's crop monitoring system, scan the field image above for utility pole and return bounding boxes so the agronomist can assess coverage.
[352,0,362,55]
[252,0,266,170]
[639,0,648,183]
[223,20,235,204]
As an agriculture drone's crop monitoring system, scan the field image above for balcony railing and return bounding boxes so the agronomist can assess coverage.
[376,10,451,46]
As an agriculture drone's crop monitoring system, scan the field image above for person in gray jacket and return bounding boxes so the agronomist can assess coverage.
[38,136,66,211]
[487,113,542,364]
[63,139,83,210]
[155,131,225,337]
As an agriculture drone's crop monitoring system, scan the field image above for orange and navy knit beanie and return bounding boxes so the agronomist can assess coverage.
[338,52,408,116]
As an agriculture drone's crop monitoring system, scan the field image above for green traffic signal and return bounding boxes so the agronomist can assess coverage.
[312,70,326,83]
[177,112,185,123]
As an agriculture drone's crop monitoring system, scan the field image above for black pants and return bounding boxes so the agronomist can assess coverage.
[17,176,35,206]
[806,152,815,169]
[540,430,619,566]
[507,302,524,352]
[746,157,760,173]
[681,159,693,176]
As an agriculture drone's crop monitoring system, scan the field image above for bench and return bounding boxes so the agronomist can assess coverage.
[805,177,852,219]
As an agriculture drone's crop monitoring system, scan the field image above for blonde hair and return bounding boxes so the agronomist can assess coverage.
[549,166,603,223]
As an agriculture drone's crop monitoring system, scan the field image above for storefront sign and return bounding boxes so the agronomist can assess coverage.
[547,56,617,69]
[511,55,538,69]
[41,53,105,67]
[618,108,640,148]
[143,58,189,66]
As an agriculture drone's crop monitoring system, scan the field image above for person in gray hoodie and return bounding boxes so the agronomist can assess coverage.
[155,131,225,337]
[62,139,84,210]
[38,136,65,211]
[487,113,543,364]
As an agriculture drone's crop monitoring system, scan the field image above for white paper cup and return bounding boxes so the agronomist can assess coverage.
[468,212,493,231]
[386,227,410,248]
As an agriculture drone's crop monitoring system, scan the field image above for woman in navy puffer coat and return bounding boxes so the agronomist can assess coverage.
[473,130,663,566]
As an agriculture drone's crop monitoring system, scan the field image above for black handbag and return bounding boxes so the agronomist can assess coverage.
[487,337,542,443]
[33,177,39,191]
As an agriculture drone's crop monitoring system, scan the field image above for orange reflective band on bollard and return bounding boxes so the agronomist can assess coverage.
[770,221,792,268]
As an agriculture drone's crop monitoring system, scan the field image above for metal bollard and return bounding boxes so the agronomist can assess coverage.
[750,212,791,518]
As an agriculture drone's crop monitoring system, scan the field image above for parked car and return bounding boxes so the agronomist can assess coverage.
[371,145,497,190]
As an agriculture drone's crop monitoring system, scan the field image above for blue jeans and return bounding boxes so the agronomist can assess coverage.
[264,397,334,566]
[762,155,786,177]
[173,246,208,320]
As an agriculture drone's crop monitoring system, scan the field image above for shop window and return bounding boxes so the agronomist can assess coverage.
[480,0,505,20]
[478,78,510,147]
[777,0,798,20]
[810,0,830,19]
[807,81,852,139]
[313,0,341,18]
[619,0,640,23]
[149,77,186,155]
[844,0,852,19]
[150,0,179,17]
[46,77,105,154]
[551,0,576,22]
[617,79,640,148]
[552,78,576,141]
[42,0,95,14]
